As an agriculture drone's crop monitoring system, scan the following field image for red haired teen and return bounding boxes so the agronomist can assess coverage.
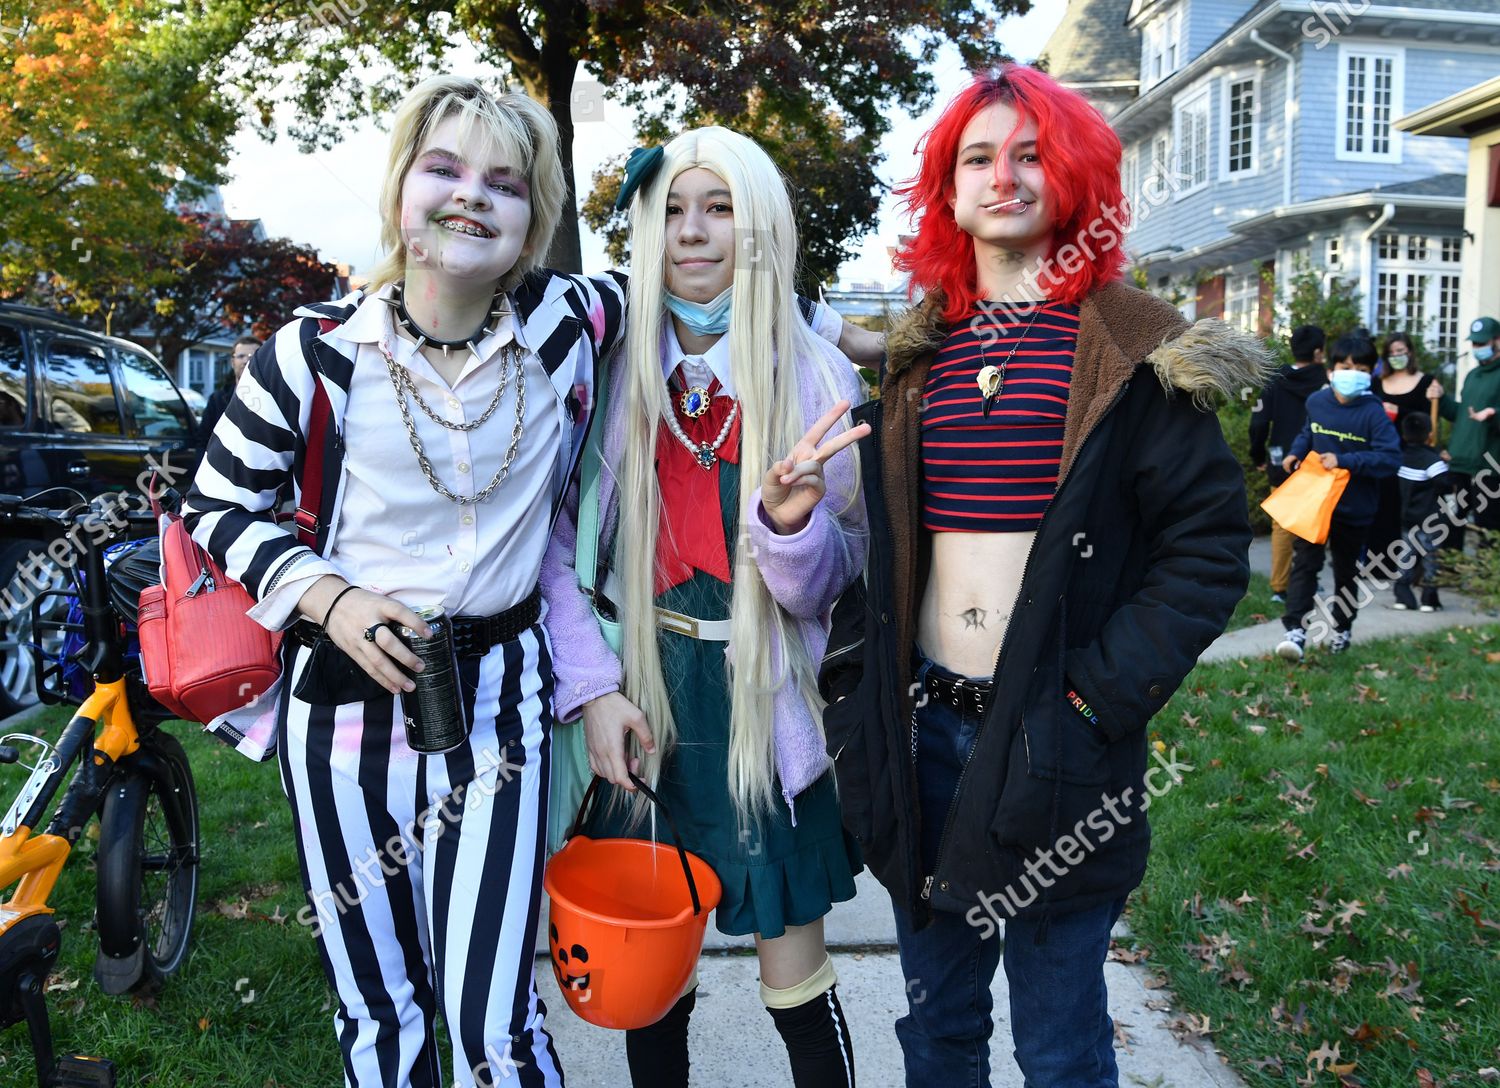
[819,65,1269,1086]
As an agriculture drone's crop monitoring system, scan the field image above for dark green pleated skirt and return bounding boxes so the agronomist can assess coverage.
[585,458,861,939]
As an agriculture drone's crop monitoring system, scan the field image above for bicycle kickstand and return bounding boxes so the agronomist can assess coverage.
[16,972,116,1088]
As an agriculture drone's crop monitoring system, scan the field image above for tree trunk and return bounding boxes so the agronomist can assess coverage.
[543,61,583,274]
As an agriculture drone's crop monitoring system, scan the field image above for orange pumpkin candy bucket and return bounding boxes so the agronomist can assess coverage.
[543,774,722,1030]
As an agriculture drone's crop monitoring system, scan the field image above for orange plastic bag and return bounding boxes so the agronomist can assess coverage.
[1260,455,1350,544]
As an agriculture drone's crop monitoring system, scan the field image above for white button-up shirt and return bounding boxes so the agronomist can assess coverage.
[267,285,558,622]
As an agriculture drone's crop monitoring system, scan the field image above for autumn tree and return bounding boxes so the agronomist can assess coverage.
[199,0,1028,281]
[0,0,239,311]
[133,214,340,365]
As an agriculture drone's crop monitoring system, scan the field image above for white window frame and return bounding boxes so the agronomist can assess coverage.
[1219,69,1261,179]
[1140,5,1184,90]
[1335,44,1404,164]
[1122,148,1140,211]
[1172,85,1211,198]
[1224,269,1260,334]
[1325,236,1342,270]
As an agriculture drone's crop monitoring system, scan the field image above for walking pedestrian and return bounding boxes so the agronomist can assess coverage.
[1251,324,1328,601]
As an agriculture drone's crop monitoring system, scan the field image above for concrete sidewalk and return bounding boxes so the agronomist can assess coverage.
[535,534,1498,1086]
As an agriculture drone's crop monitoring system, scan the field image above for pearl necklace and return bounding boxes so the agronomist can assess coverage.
[661,387,738,470]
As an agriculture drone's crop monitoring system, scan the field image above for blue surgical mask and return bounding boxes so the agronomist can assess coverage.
[1329,370,1371,398]
[664,287,732,335]
[1476,344,1497,363]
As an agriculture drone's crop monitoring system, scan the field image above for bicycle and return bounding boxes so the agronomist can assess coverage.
[0,491,201,1088]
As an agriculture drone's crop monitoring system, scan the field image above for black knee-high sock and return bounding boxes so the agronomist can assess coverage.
[766,985,855,1087]
[625,988,696,1088]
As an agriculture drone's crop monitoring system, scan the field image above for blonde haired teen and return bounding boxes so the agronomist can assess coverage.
[540,127,868,1086]
[185,75,630,1087]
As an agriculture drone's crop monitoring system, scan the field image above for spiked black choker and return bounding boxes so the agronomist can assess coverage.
[383,281,510,358]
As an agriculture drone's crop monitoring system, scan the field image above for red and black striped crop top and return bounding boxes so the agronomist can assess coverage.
[921,300,1080,532]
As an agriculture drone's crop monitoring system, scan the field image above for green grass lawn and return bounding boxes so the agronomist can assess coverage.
[1125,623,1500,1087]
[1228,570,1280,634]
[0,711,341,1087]
[3,622,1495,1086]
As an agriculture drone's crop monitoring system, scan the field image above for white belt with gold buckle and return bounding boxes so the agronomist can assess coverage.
[600,570,732,641]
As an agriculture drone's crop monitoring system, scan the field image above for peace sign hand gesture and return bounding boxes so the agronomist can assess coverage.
[760,400,871,535]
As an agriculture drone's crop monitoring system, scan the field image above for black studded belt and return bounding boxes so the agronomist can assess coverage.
[922,666,994,717]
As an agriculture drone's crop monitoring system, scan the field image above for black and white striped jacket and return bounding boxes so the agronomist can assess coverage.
[183,269,627,610]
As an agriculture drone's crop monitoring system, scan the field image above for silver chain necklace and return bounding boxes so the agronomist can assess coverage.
[389,341,520,432]
[661,386,738,470]
[380,340,526,505]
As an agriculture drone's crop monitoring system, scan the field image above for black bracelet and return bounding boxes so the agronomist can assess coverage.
[321,584,360,629]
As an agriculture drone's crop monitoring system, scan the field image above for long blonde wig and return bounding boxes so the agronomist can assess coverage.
[366,75,566,292]
[615,127,855,820]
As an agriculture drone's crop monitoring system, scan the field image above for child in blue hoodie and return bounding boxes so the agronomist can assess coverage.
[1276,334,1401,659]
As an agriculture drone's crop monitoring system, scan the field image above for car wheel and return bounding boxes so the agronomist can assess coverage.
[0,539,70,718]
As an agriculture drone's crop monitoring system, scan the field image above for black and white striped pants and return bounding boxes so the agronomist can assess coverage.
[277,625,564,1088]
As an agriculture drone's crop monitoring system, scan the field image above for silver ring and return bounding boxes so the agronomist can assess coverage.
[363,623,384,643]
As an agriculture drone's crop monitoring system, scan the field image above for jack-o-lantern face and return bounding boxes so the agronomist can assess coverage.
[549,922,591,992]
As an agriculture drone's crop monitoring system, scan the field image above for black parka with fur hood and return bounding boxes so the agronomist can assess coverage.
[820,280,1272,931]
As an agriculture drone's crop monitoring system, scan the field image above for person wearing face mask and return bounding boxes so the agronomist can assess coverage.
[1368,332,1448,557]
[1276,334,1401,659]
[540,127,867,1088]
[1447,316,1500,538]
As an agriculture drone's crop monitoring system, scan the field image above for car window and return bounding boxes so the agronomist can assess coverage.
[116,348,193,439]
[0,324,27,429]
[44,340,120,434]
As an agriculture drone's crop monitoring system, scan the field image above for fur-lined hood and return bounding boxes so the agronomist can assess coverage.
[885,280,1275,410]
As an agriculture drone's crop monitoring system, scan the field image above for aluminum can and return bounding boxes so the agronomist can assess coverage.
[395,606,469,753]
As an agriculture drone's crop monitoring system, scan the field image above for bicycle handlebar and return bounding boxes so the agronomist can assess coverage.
[0,491,162,542]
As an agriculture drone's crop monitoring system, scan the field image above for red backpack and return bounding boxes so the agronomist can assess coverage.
[137,318,339,723]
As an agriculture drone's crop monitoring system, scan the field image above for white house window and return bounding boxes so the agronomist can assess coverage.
[1152,131,1171,175]
[1406,235,1428,262]
[1173,87,1211,196]
[1378,233,1399,260]
[186,349,208,391]
[1325,237,1343,269]
[1376,273,1401,329]
[1224,270,1259,333]
[1403,274,1428,333]
[1222,74,1258,177]
[1337,46,1403,163]
[1122,149,1139,210]
[1441,237,1462,263]
[1141,7,1184,89]
[1438,276,1461,355]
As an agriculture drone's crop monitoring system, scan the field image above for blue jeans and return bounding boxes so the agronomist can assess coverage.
[894,656,1124,1087]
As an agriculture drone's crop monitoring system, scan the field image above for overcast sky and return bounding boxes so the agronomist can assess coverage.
[221,7,1066,291]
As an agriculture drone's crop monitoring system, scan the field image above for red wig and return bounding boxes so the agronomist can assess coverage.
[893,65,1129,322]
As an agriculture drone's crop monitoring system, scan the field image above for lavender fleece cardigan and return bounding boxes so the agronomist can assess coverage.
[538,333,868,814]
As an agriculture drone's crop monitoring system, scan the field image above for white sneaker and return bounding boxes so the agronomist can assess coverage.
[1328,631,1352,654]
[1276,628,1306,661]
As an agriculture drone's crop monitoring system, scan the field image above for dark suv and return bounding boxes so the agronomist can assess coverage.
[1,303,203,715]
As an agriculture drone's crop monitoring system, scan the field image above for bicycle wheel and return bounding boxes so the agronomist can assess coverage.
[94,729,200,995]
